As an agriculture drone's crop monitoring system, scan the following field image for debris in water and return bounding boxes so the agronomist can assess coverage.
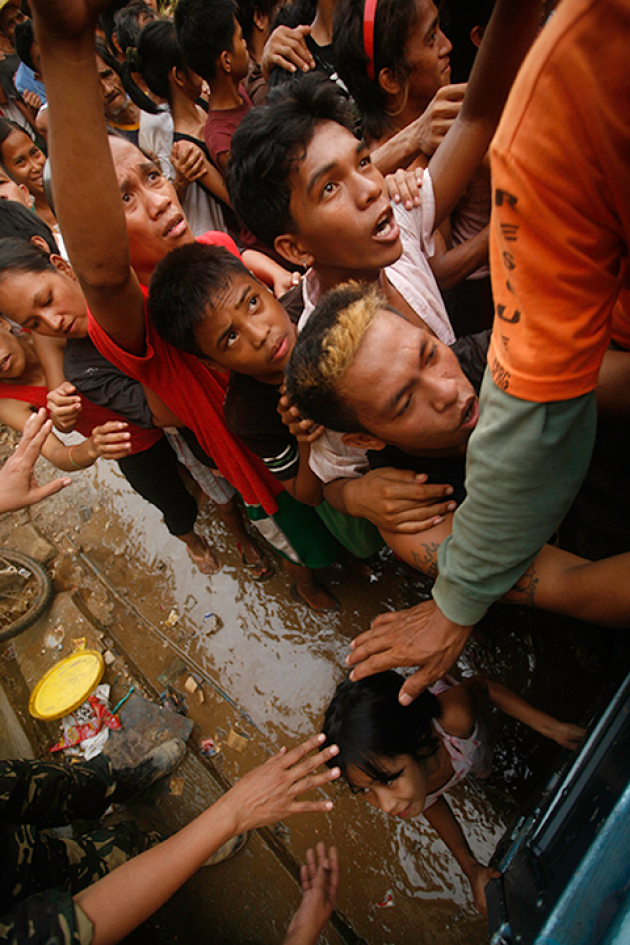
[200,737,217,757]
[204,613,221,634]
[376,890,395,908]
[163,609,180,628]
[226,728,249,752]
[2,643,16,661]
[184,675,198,694]
[44,625,65,650]
[169,777,185,797]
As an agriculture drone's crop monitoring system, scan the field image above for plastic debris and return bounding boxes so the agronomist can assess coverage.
[50,684,121,757]
[184,675,198,694]
[79,506,93,522]
[71,637,87,652]
[44,625,65,650]
[226,728,249,753]
[2,643,16,661]
[200,736,217,757]
[376,890,395,908]
[164,609,180,628]
[169,777,185,797]
[159,686,187,716]
[103,649,115,666]
[204,613,221,634]
[197,689,205,704]
[157,656,187,687]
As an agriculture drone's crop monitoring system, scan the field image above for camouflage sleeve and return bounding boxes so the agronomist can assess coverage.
[0,889,93,944]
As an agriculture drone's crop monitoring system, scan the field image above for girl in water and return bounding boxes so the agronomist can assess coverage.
[323,671,584,914]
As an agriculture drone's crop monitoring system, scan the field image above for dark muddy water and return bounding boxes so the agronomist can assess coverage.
[30,456,617,945]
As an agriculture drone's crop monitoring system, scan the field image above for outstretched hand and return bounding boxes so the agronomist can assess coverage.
[0,408,71,513]
[284,843,339,945]
[224,733,340,835]
[346,598,473,702]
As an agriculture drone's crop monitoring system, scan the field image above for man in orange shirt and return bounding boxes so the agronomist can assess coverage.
[347,0,630,703]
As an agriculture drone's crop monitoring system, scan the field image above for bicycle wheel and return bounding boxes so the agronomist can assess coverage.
[0,550,53,643]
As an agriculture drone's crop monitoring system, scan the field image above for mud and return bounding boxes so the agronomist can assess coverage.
[3,435,618,945]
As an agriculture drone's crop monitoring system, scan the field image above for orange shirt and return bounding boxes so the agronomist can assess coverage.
[488,0,630,402]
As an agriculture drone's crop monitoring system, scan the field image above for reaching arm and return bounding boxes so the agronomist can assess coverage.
[423,796,499,916]
[31,0,146,354]
[429,0,542,227]
[32,334,66,390]
[75,734,340,945]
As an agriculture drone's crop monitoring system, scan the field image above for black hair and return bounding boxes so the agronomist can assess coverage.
[0,119,32,165]
[323,672,441,787]
[13,18,35,72]
[227,73,356,248]
[121,19,182,114]
[0,201,58,253]
[114,0,156,55]
[440,0,495,83]
[0,238,55,280]
[332,0,420,141]
[98,0,129,57]
[236,0,279,46]
[175,0,238,83]
[285,281,382,434]
[270,0,315,30]
[148,242,251,357]
[95,36,124,76]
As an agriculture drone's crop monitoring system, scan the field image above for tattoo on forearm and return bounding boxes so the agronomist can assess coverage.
[411,544,439,580]
[505,564,539,608]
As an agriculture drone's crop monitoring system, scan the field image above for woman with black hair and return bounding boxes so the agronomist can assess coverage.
[122,18,229,235]
[0,117,55,229]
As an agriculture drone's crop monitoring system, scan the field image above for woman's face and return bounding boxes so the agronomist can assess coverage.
[0,131,46,199]
[0,317,27,379]
[0,260,89,339]
[347,753,428,819]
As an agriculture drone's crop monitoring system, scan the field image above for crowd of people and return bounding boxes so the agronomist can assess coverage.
[0,0,627,940]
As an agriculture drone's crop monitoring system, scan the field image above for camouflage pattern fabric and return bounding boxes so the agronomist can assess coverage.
[0,758,157,944]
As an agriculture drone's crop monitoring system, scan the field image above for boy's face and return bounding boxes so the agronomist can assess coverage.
[109,137,193,282]
[281,121,403,282]
[339,308,478,455]
[193,272,296,385]
[347,754,428,819]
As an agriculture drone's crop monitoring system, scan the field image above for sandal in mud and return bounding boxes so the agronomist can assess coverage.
[237,542,273,581]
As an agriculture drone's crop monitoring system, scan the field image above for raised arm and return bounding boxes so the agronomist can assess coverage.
[429,0,542,227]
[31,0,146,353]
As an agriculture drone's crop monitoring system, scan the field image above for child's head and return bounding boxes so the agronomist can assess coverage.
[0,238,88,339]
[0,121,46,201]
[228,75,403,276]
[175,0,249,84]
[148,242,295,382]
[323,672,441,818]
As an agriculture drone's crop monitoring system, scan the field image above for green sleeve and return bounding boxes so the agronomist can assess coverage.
[0,891,93,945]
[433,371,597,625]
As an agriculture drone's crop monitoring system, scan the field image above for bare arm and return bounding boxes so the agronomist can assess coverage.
[75,734,340,945]
[428,220,489,291]
[32,1,146,354]
[462,677,585,750]
[371,84,466,176]
[596,349,630,417]
[429,0,542,227]
[423,796,498,915]
[32,334,66,390]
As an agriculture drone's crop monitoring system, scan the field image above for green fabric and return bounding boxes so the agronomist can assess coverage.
[315,501,384,558]
[433,371,597,625]
[246,491,339,568]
